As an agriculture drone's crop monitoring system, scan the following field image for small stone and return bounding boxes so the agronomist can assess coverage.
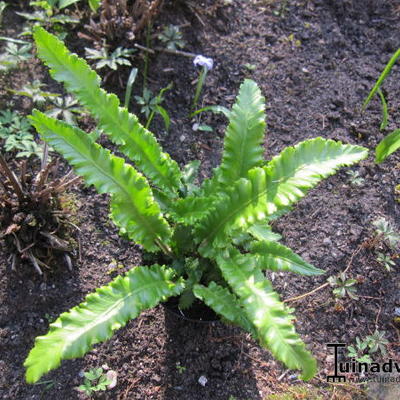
[198,375,208,386]
[106,370,118,389]
[323,237,332,245]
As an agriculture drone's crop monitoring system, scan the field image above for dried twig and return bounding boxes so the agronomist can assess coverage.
[284,245,363,303]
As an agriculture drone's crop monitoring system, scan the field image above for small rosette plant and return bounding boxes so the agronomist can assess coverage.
[24,27,368,384]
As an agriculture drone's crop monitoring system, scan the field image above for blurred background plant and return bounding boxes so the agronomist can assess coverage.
[158,24,186,50]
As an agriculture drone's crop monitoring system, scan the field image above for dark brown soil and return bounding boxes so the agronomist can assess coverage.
[1,1,400,399]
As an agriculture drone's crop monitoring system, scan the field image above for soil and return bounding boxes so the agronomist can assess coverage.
[1,0,400,399]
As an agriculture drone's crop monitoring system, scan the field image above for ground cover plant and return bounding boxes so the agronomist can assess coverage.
[23,27,369,384]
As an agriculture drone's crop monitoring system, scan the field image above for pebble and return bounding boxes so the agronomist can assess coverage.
[323,237,332,245]
[198,375,208,386]
[106,370,118,389]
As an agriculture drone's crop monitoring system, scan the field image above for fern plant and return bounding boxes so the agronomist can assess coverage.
[24,27,369,384]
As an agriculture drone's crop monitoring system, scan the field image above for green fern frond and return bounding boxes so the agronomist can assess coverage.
[251,241,324,275]
[193,282,256,335]
[248,222,282,242]
[217,252,317,380]
[33,27,181,196]
[170,195,217,225]
[195,138,368,254]
[218,79,266,186]
[24,265,184,383]
[30,111,172,252]
[262,137,368,215]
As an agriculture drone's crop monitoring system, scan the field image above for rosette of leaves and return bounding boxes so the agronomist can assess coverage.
[158,24,186,50]
[85,45,134,70]
[24,27,369,384]
[0,153,79,275]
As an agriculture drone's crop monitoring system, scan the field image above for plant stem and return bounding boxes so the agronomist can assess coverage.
[134,43,197,59]
[145,110,155,130]
[0,152,24,202]
[142,23,152,91]
[191,66,208,115]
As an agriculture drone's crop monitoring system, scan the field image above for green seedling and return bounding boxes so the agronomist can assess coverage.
[0,42,32,72]
[85,45,134,71]
[44,313,56,323]
[347,337,372,363]
[158,24,186,50]
[175,362,186,374]
[0,110,43,158]
[376,252,396,272]
[191,105,231,133]
[373,217,400,249]
[366,330,388,356]
[327,272,358,300]
[23,28,368,384]
[78,367,111,397]
[135,83,172,131]
[17,2,79,39]
[347,331,388,364]
[46,95,83,125]
[346,170,364,186]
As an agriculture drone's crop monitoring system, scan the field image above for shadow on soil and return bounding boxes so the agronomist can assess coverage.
[163,308,262,400]
[0,267,85,399]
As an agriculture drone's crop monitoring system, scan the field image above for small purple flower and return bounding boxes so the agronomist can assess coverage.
[193,55,214,70]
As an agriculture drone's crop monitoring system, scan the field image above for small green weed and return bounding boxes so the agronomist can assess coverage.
[376,252,396,272]
[17,2,79,39]
[346,170,364,186]
[78,367,111,397]
[85,45,134,71]
[373,217,400,249]
[327,272,358,300]
[347,331,388,363]
[158,25,186,50]
[347,337,373,363]
[46,95,83,125]
[0,41,32,72]
[175,362,186,374]
[0,110,43,158]
[366,330,389,356]
[135,83,172,131]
